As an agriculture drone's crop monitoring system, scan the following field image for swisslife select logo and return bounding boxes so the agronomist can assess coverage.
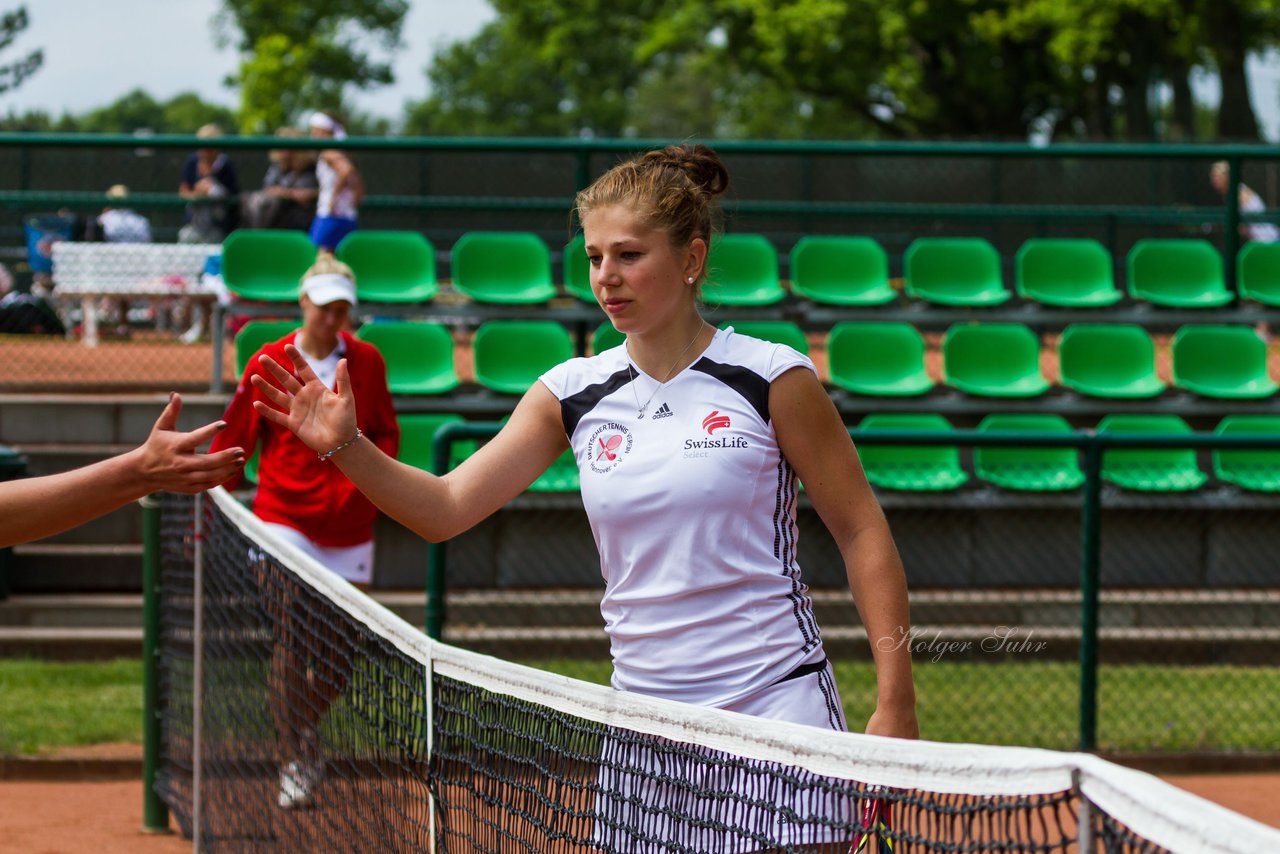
[683,410,748,457]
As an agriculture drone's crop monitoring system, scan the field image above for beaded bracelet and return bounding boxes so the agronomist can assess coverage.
[317,428,363,461]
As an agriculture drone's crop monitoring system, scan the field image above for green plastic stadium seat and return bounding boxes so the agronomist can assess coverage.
[1237,242,1280,307]
[788,236,895,306]
[703,234,786,306]
[720,321,809,354]
[855,413,968,491]
[974,414,1084,491]
[473,320,575,394]
[592,322,625,354]
[1097,414,1206,492]
[355,321,460,395]
[1171,325,1277,399]
[450,232,556,304]
[826,322,933,397]
[336,230,437,303]
[529,448,581,493]
[942,323,1049,397]
[222,229,317,302]
[1058,324,1166,399]
[1213,415,1280,492]
[563,233,594,302]
[1126,239,1232,307]
[1015,239,1121,307]
[397,413,476,474]
[243,448,260,485]
[904,238,1011,306]
[234,319,298,375]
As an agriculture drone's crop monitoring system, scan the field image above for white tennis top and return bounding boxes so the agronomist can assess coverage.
[539,327,828,707]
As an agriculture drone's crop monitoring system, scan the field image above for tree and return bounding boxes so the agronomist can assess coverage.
[408,0,878,139]
[406,21,572,136]
[0,5,41,97]
[415,0,1280,142]
[78,90,237,134]
[215,0,408,133]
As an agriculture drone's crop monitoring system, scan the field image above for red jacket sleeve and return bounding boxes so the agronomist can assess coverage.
[209,349,267,491]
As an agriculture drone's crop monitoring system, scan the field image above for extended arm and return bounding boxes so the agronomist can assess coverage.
[251,345,566,542]
[0,394,245,547]
[771,367,918,739]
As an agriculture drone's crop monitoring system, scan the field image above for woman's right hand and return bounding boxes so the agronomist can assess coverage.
[251,344,358,455]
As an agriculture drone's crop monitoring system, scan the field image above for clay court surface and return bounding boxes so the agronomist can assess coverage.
[0,768,1276,853]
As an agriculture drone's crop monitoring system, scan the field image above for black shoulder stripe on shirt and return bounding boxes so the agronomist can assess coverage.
[691,358,771,423]
[560,367,636,437]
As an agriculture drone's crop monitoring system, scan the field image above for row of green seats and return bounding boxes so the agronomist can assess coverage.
[390,411,1280,494]
[856,413,1280,493]
[236,317,1276,401]
[220,228,1280,310]
[222,229,560,305]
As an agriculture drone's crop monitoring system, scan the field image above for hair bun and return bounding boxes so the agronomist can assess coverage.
[649,144,730,198]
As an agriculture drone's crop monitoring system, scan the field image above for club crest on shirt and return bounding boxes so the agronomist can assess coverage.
[587,422,634,474]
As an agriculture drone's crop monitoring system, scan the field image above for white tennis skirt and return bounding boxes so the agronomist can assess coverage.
[592,661,857,853]
[261,522,374,586]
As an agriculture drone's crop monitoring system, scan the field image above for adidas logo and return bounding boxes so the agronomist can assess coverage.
[651,402,674,419]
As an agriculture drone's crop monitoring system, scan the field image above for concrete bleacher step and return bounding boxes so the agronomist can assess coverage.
[11,543,146,592]
[0,393,228,447]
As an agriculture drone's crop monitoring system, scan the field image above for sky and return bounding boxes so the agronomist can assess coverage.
[0,0,497,121]
[3,0,1280,140]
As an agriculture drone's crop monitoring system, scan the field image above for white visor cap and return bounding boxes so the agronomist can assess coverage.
[301,273,356,306]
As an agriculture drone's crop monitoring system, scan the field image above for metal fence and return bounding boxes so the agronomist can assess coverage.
[420,422,1280,756]
[2,135,1280,392]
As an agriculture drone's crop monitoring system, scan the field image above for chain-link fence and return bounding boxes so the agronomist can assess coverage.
[416,424,1280,756]
[2,135,1279,390]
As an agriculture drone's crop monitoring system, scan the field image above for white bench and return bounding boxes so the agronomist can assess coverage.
[51,242,223,346]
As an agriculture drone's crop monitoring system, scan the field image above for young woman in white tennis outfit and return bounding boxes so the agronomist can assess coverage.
[250,144,917,849]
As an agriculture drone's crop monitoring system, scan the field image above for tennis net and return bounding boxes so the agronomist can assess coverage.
[154,487,1280,852]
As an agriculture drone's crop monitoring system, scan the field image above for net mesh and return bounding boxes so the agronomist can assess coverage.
[156,488,1280,853]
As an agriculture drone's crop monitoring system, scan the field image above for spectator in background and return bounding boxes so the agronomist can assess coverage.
[98,184,152,243]
[307,111,362,253]
[179,123,239,244]
[1210,161,1280,244]
[241,127,319,231]
[96,184,152,338]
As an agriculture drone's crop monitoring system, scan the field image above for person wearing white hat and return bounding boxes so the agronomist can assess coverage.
[306,111,363,252]
[209,254,399,809]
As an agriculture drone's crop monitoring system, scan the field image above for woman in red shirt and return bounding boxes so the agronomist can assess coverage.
[211,254,398,809]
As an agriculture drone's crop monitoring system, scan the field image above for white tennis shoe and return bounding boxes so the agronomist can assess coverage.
[278,759,324,809]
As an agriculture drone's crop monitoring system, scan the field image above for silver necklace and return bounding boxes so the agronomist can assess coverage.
[627,325,706,419]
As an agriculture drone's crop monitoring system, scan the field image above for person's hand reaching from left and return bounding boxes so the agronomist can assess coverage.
[251,344,359,456]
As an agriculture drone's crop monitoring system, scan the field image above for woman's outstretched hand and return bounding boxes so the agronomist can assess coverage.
[251,343,358,455]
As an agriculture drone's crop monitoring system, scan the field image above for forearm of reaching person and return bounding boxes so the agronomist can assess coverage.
[323,387,564,542]
[0,394,244,547]
[0,452,161,546]
[250,346,565,543]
